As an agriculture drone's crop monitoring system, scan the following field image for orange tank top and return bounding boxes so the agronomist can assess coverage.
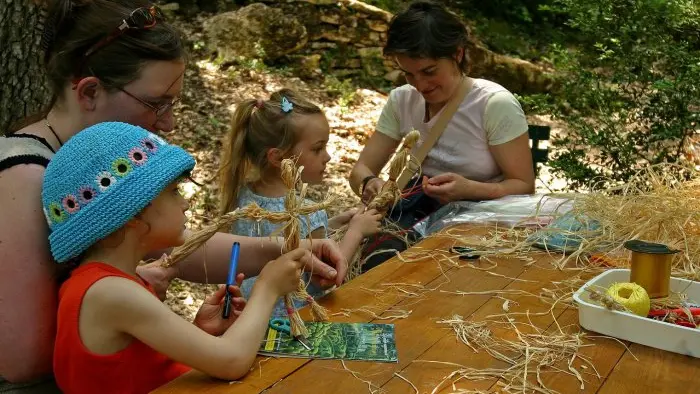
[54,262,190,394]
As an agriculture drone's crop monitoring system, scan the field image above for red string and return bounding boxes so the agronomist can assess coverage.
[364,182,424,255]
[401,190,423,199]
[401,184,424,198]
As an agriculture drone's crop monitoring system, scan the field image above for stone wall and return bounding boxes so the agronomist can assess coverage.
[255,0,397,81]
[210,0,553,93]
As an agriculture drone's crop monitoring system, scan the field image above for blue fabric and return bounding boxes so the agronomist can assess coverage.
[528,211,601,252]
[233,186,328,317]
[233,186,328,239]
[42,122,195,263]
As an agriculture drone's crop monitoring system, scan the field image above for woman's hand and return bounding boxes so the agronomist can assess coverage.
[362,177,385,204]
[136,254,179,301]
[422,173,471,204]
[256,249,306,297]
[300,238,347,288]
[193,273,246,336]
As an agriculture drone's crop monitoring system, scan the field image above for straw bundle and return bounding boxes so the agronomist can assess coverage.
[333,130,422,280]
[279,159,331,336]
[161,159,335,337]
[565,165,700,279]
[367,129,421,213]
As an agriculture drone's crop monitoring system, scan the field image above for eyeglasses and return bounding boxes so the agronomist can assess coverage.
[116,86,180,118]
[75,6,164,78]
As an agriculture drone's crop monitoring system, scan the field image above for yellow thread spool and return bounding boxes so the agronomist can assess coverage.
[624,240,679,299]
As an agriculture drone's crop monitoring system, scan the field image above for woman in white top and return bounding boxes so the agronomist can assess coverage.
[350,1,535,207]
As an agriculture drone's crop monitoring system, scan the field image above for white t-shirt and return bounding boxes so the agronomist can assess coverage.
[376,79,528,182]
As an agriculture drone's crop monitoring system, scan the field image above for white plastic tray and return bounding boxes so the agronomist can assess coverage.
[573,269,700,358]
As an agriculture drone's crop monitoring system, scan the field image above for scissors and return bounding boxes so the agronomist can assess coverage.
[269,318,313,350]
[450,246,481,260]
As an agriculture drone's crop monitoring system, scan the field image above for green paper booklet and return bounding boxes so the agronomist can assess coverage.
[258,321,398,362]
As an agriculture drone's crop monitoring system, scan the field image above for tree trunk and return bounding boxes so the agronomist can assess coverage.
[0,0,51,134]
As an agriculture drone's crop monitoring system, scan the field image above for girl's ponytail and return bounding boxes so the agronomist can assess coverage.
[218,100,257,215]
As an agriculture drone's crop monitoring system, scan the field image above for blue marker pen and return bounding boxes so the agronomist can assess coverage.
[222,242,240,319]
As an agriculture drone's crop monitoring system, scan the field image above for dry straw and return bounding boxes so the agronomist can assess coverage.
[427,313,597,394]
[162,159,335,337]
[367,129,421,213]
[402,165,700,392]
[334,129,422,279]
[437,164,700,309]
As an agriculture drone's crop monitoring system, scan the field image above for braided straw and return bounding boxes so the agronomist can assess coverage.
[161,159,334,336]
[280,159,330,336]
[324,130,422,279]
[367,129,421,213]
[161,204,270,268]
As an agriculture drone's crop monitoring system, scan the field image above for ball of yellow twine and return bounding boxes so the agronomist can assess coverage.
[606,282,651,317]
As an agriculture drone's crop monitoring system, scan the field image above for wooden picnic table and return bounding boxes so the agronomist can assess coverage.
[153,224,700,394]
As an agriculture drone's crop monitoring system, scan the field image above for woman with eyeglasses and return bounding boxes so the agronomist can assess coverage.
[0,1,345,391]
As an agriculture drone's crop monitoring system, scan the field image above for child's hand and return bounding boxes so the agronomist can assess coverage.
[256,248,307,297]
[194,273,246,336]
[348,208,383,237]
[328,208,359,229]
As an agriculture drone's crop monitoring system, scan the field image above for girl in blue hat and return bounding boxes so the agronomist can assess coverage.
[43,122,307,393]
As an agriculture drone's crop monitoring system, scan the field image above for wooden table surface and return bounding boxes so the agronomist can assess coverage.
[153,224,700,393]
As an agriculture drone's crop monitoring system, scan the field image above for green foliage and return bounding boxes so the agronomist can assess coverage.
[533,0,700,189]
[323,75,357,112]
[466,0,545,24]
[238,57,268,72]
[462,0,572,60]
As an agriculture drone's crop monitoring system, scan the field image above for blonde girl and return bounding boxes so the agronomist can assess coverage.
[218,89,382,316]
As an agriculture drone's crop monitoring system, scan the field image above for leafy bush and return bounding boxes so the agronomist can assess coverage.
[323,75,357,112]
[532,0,700,189]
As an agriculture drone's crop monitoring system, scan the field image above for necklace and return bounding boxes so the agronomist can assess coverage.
[45,118,63,148]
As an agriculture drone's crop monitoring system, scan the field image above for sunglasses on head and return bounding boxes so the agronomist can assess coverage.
[74,6,164,81]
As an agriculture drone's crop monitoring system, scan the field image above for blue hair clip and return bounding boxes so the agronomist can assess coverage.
[281,96,293,113]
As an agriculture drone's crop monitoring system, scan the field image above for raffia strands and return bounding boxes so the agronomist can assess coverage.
[284,296,309,338]
[279,159,331,332]
[564,164,700,280]
[328,131,422,280]
[435,165,700,309]
[388,129,421,181]
[366,182,401,215]
[430,314,595,394]
[162,159,334,335]
[160,194,334,269]
[162,204,270,268]
[367,129,421,214]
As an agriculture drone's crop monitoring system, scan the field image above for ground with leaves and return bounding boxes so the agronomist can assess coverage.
[162,15,565,320]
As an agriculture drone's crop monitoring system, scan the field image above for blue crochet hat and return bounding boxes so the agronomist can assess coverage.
[42,122,195,263]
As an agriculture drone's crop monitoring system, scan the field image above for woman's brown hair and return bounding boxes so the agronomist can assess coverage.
[8,0,185,133]
[384,1,470,74]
